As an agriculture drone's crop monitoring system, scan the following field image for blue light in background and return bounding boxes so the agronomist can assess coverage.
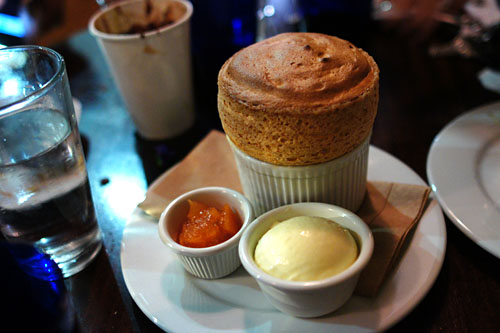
[231,18,253,47]
[0,13,25,38]
[263,5,276,17]
[232,18,242,31]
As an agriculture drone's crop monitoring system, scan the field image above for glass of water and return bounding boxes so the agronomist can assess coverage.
[0,46,101,279]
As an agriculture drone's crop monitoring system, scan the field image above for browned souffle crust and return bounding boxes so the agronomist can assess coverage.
[217,32,379,166]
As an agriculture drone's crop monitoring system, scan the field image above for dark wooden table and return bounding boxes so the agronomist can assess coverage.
[10,15,500,332]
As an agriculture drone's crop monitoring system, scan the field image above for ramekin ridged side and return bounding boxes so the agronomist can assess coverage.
[158,186,253,280]
[177,244,240,279]
[228,135,370,216]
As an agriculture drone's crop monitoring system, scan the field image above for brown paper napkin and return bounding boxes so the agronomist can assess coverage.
[354,181,430,296]
[139,130,430,297]
[138,130,243,218]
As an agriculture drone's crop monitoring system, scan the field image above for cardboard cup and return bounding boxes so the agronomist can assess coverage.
[89,0,194,140]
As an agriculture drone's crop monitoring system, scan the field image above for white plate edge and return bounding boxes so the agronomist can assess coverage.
[426,101,500,258]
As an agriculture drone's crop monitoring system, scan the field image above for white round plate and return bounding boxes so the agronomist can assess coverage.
[427,101,500,259]
[121,146,446,332]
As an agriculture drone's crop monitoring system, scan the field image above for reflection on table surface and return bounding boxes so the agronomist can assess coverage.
[3,2,500,332]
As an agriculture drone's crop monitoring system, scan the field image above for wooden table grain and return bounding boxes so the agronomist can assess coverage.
[47,20,500,332]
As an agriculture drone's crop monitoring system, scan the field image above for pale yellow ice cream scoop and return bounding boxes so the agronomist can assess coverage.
[254,216,358,281]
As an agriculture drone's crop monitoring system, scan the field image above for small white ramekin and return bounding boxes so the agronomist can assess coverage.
[239,202,374,318]
[158,187,253,279]
[228,135,370,216]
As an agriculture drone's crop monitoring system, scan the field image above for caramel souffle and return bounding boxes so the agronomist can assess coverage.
[218,32,379,166]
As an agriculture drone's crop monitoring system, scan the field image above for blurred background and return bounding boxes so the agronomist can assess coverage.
[2,0,497,81]
[0,0,99,46]
[1,0,498,101]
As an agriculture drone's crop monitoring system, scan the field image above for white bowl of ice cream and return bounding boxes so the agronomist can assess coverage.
[238,202,374,318]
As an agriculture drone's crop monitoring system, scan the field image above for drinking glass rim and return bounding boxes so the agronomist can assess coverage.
[0,45,65,117]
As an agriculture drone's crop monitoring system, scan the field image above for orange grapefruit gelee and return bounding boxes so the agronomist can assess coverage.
[176,199,243,248]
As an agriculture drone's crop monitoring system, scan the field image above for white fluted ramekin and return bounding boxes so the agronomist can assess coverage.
[228,135,370,216]
[239,202,374,318]
[158,187,253,279]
